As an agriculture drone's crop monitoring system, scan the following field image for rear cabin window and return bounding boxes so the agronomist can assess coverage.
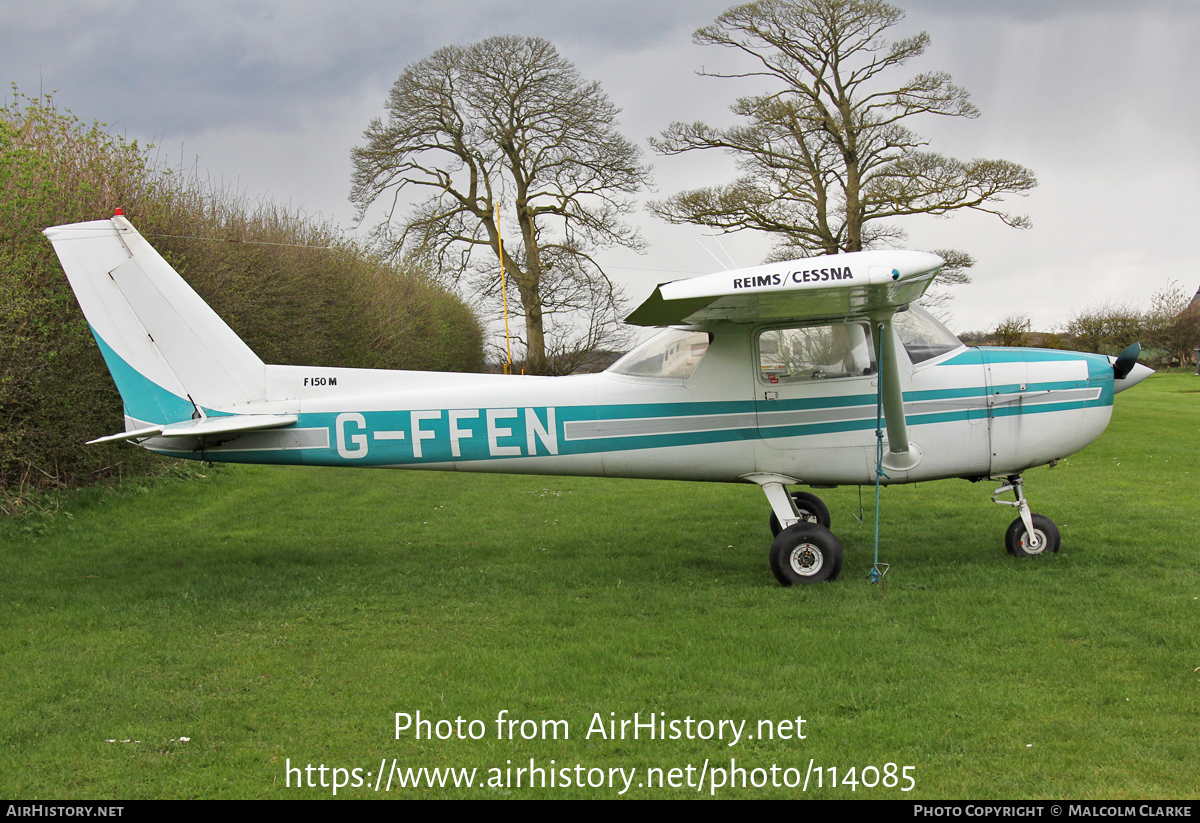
[609,328,712,379]
[757,322,875,384]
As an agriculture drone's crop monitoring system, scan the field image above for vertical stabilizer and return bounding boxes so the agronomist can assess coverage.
[44,216,266,425]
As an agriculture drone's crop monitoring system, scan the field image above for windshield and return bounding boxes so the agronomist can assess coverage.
[893,305,964,364]
[608,328,712,378]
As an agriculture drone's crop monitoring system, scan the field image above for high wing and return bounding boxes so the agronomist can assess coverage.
[625,250,943,326]
[623,248,943,474]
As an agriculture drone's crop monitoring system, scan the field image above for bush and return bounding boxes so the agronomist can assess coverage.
[1061,283,1199,368]
[1,91,483,511]
[1060,302,1145,358]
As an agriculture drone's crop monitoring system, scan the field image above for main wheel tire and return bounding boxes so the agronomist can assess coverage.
[1005,513,1061,557]
[768,491,832,536]
[770,523,843,585]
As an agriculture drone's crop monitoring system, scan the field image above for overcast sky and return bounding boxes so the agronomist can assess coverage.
[4,0,1198,334]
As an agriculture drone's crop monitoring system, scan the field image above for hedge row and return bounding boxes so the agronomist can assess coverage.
[1,94,483,511]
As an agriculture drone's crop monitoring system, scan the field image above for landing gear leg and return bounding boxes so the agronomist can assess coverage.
[991,475,1061,557]
[768,490,832,536]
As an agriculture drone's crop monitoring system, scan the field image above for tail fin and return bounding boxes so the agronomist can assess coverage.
[44,215,266,426]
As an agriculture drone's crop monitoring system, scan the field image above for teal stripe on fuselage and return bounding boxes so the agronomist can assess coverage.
[943,347,1087,366]
[187,384,1110,467]
[941,347,1113,379]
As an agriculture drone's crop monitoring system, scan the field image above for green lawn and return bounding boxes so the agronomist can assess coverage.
[2,373,1197,799]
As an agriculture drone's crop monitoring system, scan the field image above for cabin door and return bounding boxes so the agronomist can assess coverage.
[752,321,880,481]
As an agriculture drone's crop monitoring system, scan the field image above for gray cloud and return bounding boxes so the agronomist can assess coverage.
[4,0,1198,332]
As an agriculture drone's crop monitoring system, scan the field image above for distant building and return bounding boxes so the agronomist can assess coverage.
[1186,285,1200,315]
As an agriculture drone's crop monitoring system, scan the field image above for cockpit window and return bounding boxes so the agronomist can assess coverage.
[757,322,875,383]
[892,305,964,364]
[608,328,712,379]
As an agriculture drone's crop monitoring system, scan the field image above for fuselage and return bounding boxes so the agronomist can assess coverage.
[136,317,1123,488]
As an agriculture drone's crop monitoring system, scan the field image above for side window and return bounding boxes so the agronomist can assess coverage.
[757,323,875,384]
[609,328,712,379]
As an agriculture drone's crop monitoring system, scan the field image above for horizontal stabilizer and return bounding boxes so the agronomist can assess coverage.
[87,414,298,445]
[627,250,943,326]
[88,425,169,446]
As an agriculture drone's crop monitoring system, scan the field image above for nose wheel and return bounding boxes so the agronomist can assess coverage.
[1005,513,1060,557]
[993,475,1061,558]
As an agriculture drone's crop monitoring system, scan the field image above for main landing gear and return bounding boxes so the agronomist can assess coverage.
[992,475,1061,558]
[755,479,843,585]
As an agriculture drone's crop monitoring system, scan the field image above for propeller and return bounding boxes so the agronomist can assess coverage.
[1112,342,1141,380]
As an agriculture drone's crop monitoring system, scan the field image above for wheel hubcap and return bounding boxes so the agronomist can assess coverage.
[1021,529,1047,555]
[789,543,824,576]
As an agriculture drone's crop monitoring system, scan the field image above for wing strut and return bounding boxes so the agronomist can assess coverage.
[872,312,921,472]
[868,318,897,589]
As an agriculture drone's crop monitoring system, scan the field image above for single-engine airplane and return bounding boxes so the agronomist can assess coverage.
[44,213,1153,584]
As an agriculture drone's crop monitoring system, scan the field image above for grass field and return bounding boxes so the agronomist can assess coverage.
[2,373,1197,799]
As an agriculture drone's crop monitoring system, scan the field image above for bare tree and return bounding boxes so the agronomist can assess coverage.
[649,0,1037,302]
[351,35,652,374]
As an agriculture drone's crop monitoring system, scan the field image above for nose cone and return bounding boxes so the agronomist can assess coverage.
[1113,362,1154,393]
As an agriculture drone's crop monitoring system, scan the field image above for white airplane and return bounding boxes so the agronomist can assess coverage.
[44,213,1152,585]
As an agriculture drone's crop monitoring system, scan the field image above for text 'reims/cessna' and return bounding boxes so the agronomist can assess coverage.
[44,213,1152,585]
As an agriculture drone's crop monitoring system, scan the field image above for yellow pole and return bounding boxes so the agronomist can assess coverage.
[496,204,514,375]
